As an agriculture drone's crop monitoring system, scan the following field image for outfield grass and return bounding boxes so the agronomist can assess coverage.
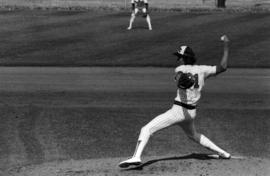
[0,10,269,67]
[0,0,269,9]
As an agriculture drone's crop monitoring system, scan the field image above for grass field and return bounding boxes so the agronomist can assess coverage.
[0,0,269,9]
[0,10,269,67]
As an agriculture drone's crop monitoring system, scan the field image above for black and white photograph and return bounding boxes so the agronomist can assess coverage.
[0,0,269,175]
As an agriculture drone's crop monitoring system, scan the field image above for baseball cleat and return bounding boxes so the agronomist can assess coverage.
[118,157,142,168]
[127,27,132,30]
[218,152,231,159]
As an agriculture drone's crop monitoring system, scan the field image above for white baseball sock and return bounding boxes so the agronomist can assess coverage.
[146,15,152,30]
[128,15,135,29]
[132,127,151,159]
[199,134,229,155]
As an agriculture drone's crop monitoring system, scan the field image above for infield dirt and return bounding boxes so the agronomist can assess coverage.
[0,67,269,176]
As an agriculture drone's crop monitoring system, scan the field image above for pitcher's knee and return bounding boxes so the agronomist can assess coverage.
[141,126,152,136]
[139,125,154,139]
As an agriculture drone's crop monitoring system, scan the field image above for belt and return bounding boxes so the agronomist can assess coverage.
[174,100,196,110]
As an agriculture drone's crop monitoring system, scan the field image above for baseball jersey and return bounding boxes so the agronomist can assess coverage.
[174,65,217,106]
[131,0,147,9]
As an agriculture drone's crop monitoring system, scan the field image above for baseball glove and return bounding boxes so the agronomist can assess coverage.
[142,12,148,18]
[175,71,195,89]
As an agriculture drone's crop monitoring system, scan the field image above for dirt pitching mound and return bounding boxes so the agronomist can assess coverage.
[5,154,270,176]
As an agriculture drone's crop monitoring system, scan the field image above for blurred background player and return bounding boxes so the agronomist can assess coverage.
[127,0,152,30]
[119,35,231,168]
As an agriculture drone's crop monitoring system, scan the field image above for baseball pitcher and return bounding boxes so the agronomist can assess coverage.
[127,0,152,30]
[119,35,231,168]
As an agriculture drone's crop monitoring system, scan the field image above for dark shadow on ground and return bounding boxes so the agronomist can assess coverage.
[128,26,151,30]
[123,153,219,171]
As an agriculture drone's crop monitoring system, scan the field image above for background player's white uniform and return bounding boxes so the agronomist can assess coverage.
[127,0,152,30]
[133,0,147,14]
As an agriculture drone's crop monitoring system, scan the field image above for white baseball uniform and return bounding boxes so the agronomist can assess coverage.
[174,65,216,106]
[139,65,216,136]
[132,64,229,159]
[127,0,152,30]
[131,0,148,14]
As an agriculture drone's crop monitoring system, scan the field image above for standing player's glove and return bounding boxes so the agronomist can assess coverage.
[175,72,195,89]
[142,13,147,18]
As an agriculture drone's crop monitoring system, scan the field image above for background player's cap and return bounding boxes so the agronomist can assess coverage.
[173,46,195,59]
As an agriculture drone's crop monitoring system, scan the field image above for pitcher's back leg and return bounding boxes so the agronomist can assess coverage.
[180,119,231,159]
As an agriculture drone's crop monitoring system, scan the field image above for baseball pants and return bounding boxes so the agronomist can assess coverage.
[132,104,228,158]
